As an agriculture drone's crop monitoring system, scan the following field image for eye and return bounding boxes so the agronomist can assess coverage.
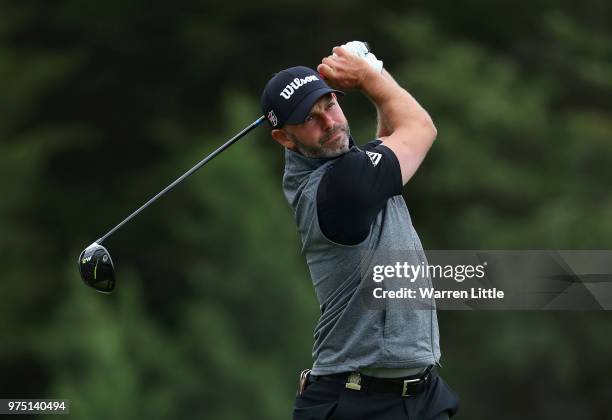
[305,115,314,122]
[326,101,336,109]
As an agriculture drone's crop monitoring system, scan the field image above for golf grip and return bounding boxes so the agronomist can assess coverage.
[96,115,266,244]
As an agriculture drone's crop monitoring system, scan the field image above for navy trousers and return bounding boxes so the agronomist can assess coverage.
[293,367,459,420]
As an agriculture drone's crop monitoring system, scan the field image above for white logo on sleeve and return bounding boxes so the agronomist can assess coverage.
[366,151,382,167]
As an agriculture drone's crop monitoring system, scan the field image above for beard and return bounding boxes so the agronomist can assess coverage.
[290,123,351,159]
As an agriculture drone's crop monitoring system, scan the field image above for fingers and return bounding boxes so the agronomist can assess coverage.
[321,46,359,72]
[321,55,337,68]
[332,46,349,57]
[317,63,334,79]
[318,45,358,85]
[320,49,347,72]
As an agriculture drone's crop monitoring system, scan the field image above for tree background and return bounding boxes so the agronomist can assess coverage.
[1,0,610,418]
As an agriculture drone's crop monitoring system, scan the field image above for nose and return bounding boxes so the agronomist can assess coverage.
[320,113,334,131]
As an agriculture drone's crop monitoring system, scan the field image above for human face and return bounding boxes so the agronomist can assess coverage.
[281,93,350,158]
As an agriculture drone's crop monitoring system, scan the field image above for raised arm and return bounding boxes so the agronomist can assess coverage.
[318,46,437,185]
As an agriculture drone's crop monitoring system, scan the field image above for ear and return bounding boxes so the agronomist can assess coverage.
[271,129,297,151]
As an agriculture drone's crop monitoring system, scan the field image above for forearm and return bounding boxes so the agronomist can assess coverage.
[374,70,394,138]
[375,103,393,138]
[363,69,436,139]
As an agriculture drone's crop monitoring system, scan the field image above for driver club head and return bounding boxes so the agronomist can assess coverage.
[78,242,116,293]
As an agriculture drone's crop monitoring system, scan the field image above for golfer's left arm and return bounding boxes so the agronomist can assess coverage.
[358,67,437,186]
[319,46,437,185]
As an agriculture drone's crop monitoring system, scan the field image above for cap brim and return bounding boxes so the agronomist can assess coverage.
[285,87,344,125]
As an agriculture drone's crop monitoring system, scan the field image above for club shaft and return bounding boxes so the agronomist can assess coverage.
[97,116,266,244]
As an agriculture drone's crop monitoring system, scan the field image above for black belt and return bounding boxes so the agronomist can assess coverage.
[308,365,433,398]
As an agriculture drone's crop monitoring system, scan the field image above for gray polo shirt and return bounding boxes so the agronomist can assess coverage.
[282,141,441,375]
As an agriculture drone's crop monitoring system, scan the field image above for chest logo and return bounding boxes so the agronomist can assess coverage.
[366,151,382,167]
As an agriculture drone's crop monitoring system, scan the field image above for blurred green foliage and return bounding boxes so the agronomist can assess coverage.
[1,0,610,418]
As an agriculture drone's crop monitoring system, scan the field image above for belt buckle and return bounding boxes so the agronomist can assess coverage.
[345,372,362,391]
[401,377,421,397]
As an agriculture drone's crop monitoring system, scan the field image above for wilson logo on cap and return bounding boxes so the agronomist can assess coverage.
[279,75,319,100]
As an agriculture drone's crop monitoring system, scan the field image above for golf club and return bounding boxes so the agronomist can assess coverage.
[78,115,266,293]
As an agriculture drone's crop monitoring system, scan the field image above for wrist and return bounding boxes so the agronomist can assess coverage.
[358,67,389,97]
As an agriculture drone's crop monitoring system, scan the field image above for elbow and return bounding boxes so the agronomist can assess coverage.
[406,107,436,144]
[423,111,437,141]
[418,115,437,145]
[428,119,438,143]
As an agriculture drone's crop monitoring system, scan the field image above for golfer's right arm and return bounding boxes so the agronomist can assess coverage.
[319,47,437,185]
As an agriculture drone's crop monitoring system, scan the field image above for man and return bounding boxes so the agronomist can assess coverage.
[261,43,460,419]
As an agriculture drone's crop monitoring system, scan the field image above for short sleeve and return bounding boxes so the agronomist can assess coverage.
[316,143,403,245]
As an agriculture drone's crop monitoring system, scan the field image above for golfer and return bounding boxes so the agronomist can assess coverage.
[261,43,459,419]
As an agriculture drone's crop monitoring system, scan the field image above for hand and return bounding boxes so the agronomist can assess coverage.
[317,46,378,91]
[341,41,384,73]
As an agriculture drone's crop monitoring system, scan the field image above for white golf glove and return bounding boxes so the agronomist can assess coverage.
[340,41,383,73]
